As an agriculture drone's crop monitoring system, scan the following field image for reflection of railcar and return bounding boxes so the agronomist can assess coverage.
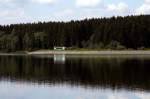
[54,54,66,64]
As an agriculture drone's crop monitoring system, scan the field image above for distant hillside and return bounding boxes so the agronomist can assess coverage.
[0,15,150,52]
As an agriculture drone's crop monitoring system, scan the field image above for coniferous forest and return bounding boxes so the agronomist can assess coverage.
[0,15,150,52]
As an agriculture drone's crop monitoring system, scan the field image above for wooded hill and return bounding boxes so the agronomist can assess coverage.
[0,15,150,52]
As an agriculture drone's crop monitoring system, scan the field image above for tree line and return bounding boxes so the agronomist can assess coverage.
[0,15,150,52]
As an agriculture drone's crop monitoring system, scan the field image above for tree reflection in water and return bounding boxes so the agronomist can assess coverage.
[0,55,150,91]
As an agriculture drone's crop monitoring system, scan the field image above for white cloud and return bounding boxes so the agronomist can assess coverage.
[145,0,150,3]
[0,9,24,18]
[0,0,17,7]
[135,0,150,14]
[135,4,150,14]
[76,0,101,7]
[106,2,128,14]
[0,0,15,3]
[0,8,32,25]
[31,0,58,4]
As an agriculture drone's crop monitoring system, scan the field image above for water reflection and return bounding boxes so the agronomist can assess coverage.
[1,81,147,99]
[1,55,150,99]
[0,55,150,92]
[54,54,66,64]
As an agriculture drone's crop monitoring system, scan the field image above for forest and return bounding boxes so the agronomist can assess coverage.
[0,15,150,52]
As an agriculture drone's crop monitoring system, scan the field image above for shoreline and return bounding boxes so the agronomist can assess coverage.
[27,50,150,55]
[2,50,150,56]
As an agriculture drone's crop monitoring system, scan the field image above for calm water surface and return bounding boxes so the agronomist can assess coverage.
[0,55,150,99]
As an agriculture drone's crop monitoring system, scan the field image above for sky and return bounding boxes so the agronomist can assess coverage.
[0,0,150,25]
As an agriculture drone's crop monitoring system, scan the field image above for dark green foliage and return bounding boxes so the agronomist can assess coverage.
[0,15,150,51]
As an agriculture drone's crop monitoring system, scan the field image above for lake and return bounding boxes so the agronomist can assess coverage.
[0,54,150,99]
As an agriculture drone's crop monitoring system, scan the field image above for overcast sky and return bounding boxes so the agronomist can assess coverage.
[0,0,149,25]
